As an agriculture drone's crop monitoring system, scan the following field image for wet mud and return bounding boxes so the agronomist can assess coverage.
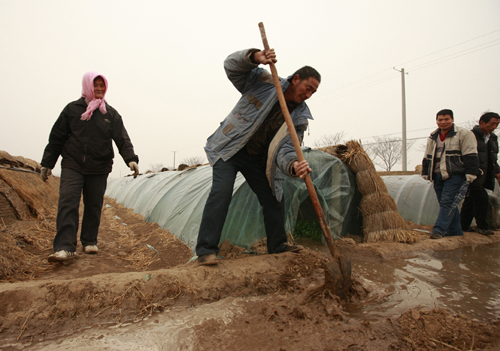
[1,198,500,350]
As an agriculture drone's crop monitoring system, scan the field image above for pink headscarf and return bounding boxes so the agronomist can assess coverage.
[81,71,109,121]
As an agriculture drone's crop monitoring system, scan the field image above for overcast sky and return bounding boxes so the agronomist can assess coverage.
[1,0,499,178]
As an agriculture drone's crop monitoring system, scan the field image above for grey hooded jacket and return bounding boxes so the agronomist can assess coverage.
[204,49,314,200]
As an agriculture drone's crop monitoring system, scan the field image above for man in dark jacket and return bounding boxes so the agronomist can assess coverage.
[461,112,500,236]
[41,72,139,262]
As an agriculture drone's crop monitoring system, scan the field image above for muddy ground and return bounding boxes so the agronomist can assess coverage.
[1,173,500,350]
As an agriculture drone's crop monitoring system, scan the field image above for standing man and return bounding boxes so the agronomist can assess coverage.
[422,109,479,239]
[461,112,500,236]
[41,72,139,262]
[196,48,320,265]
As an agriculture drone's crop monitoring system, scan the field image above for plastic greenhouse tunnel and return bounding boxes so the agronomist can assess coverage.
[105,147,362,252]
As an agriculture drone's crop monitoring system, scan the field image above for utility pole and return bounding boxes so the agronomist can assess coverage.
[172,151,177,169]
[394,67,408,171]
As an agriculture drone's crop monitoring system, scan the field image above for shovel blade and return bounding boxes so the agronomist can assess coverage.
[324,254,352,300]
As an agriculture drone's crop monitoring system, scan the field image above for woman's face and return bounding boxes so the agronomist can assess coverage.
[94,77,106,99]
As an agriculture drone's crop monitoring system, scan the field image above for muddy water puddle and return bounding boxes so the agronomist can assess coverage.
[299,239,500,322]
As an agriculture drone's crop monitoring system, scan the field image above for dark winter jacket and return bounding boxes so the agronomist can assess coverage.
[471,125,500,190]
[41,97,138,174]
[422,124,479,181]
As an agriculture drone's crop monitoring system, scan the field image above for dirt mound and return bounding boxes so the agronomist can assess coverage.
[399,308,500,350]
[1,150,500,350]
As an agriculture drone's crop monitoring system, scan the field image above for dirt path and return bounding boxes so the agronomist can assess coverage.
[2,195,500,350]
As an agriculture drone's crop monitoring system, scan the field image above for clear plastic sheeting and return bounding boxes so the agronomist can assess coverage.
[382,175,500,226]
[382,175,439,225]
[105,148,358,252]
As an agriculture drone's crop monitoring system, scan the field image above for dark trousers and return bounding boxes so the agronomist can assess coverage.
[196,148,288,256]
[54,168,108,252]
[461,175,489,230]
[433,173,465,236]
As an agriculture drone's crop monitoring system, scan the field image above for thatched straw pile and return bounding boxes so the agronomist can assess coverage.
[323,141,418,243]
[0,151,59,221]
[0,151,59,280]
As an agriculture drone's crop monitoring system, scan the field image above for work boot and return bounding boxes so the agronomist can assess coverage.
[48,250,78,262]
[282,244,304,253]
[84,245,98,254]
[476,228,494,236]
[198,253,218,266]
[430,230,443,239]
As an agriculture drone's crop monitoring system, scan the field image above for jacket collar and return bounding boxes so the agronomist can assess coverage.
[76,96,87,106]
[472,124,497,141]
[430,123,456,140]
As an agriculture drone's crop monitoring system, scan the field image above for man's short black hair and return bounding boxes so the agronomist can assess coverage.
[479,111,500,124]
[436,109,454,120]
[292,66,321,83]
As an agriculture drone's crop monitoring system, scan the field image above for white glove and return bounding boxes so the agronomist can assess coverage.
[466,174,477,183]
[128,162,139,178]
[422,175,429,181]
[41,167,52,182]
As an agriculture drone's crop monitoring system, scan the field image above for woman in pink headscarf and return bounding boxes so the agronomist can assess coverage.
[41,72,140,262]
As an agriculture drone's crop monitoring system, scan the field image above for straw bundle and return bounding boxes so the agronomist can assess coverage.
[332,140,418,244]
[364,229,419,244]
[363,211,409,233]
[335,140,376,174]
[359,192,398,216]
[356,170,388,196]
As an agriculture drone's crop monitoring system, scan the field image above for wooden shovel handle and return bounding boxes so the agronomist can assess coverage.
[258,22,338,258]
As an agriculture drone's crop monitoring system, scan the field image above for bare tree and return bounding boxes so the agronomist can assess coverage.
[181,156,206,166]
[313,131,346,148]
[367,136,416,171]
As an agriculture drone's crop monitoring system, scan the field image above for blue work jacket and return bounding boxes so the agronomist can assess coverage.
[204,49,314,200]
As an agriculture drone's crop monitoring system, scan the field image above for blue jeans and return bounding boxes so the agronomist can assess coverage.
[196,148,288,256]
[433,173,465,236]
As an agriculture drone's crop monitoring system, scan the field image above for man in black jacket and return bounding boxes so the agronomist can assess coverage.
[461,112,500,236]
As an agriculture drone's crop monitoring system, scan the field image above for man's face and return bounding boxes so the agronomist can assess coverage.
[94,77,106,99]
[436,114,454,133]
[285,76,320,104]
[479,117,500,135]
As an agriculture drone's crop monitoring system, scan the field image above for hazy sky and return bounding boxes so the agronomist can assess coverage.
[1,0,499,178]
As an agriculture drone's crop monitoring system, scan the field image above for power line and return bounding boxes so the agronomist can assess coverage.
[408,39,500,72]
[355,120,474,141]
[316,28,500,103]
[395,29,500,68]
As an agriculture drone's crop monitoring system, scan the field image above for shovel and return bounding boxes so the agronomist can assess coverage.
[258,22,352,299]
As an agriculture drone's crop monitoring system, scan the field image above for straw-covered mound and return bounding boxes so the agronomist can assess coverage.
[0,151,59,221]
[321,141,419,243]
[0,151,59,279]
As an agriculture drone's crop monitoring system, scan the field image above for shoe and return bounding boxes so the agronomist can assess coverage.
[282,244,304,253]
[198,253,218,266]
[84,245,98,254]
[430,231,443,239]
[476,228,494,236]
[48,250,78,262]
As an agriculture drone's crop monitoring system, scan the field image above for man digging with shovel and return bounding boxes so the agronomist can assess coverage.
[196,47,320,265]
